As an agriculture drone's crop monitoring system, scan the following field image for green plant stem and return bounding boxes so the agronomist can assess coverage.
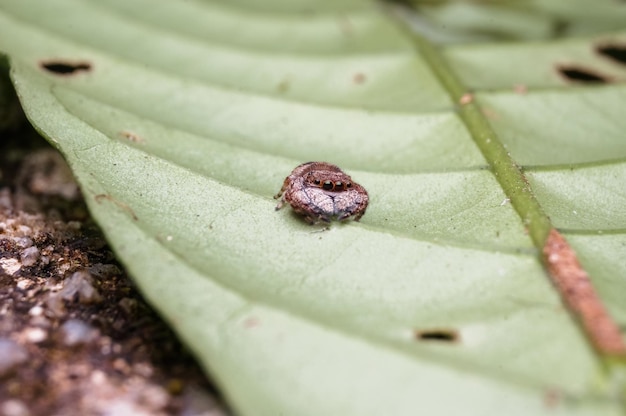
[411,36,552,249]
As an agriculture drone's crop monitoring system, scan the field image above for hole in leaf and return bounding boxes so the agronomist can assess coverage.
[552,20,570,37]
[597,44,626,66]
[40,60,92,75]
[414,329,459,343]
[557,66,609,84]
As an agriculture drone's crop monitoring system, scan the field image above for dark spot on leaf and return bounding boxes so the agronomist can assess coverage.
[353,72,366,84]
[414,329,459,343]
[40,60,92,75]
[243,317,260,328]
[459,93,473,105]
[597,44,626,66]
[120,130,145,144]
[557,66,609,84]
[276,78,290,93]
[543,388,562,409]
[551,20,569,37]
[94,194,138,221]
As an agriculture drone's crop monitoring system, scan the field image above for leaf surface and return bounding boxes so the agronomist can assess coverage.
[1,0,625,414]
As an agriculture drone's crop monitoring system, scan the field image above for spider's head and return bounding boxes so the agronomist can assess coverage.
[306,172,352,192]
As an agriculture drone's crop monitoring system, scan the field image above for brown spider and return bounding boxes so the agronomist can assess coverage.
[274,162,369,224]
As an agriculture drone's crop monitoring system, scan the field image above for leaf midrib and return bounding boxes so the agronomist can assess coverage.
[399,17,626,363]
[407,31,552,248]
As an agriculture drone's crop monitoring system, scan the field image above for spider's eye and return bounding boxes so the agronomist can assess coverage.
[335,181,343,188]
[314,179,321,185]
[346,182,352,188]
[322,180,334,190]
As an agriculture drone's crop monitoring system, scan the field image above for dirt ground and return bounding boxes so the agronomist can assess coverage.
[0,82,229,415]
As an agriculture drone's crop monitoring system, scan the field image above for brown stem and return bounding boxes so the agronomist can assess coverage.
[543,229,625,356]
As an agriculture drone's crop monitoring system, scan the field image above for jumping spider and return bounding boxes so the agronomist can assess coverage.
[274,161,369,224]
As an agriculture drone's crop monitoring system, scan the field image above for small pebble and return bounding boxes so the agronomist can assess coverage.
[16,279,32,290]
[0,258,21,276]
[0,339,29,377]
[90,369,107,385]
[17,225,32,235]
[61,319,98,347]
[21,246,40,267]
[28,305,44,317]
[1,399,31,416]
[133,362,153,378]
[61,270,102,303]
[45,293,65,317]
[137,385,169,410]
[29,315,51,328]
[13,236,33,248]
[24,327,47,344]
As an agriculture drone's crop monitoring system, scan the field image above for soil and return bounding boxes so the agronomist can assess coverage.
[0,84,229,415]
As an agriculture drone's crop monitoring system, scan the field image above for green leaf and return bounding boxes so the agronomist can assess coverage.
[1,0,625,414]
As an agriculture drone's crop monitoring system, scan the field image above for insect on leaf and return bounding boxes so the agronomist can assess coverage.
[1,0,625,415]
